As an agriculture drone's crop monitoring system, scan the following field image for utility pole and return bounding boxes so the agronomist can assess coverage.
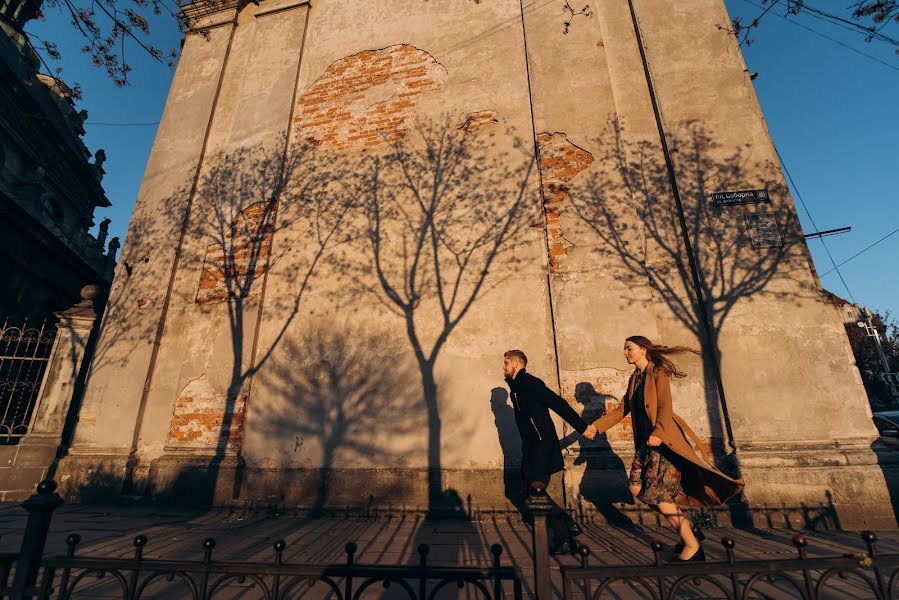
[857,307,899,400]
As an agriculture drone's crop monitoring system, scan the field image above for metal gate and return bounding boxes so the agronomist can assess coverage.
[0,318,56,444]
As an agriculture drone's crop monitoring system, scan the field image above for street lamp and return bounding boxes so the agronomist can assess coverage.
[857,309,899,400]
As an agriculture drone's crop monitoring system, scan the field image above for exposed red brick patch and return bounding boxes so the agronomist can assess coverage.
[537,133,593,271]
[168,374,246,450]
[294,45,447,151]
[196,201,275,305]
[459,110,498,130]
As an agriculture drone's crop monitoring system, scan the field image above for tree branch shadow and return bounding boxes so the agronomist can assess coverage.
[342,117,538,514]
[567,120,817,527]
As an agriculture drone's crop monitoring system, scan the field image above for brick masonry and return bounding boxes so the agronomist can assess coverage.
[536,132,593,271]
[168,374,247,450]
[196,201,275,305]
[294,44,447,151]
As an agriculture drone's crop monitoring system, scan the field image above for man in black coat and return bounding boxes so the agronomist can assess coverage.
[503,349,596,554]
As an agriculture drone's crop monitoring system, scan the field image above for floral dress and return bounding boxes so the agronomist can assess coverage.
[627,370,684,505]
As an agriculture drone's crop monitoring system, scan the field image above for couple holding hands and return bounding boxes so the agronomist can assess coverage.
[502,336,744,560]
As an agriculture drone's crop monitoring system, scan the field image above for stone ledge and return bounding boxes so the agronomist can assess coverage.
[179,0,243,31]
[254,0,310,18]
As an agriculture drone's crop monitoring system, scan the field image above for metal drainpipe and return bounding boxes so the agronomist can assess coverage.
[624,0,739,458]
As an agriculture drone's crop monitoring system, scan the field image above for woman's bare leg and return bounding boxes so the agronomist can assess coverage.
[631,486,699,559]
[656,502,699,559]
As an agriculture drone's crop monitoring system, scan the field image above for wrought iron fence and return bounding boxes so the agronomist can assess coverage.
[0,318,56,444]
[562,533,899,599]
[28,536,521,600]
[4,480,899,600]
[0,483,522,600]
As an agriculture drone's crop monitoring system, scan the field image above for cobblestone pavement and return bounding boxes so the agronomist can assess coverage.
[2,503,898,598]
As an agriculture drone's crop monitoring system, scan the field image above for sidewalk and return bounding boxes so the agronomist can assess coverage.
[2,502,897,598]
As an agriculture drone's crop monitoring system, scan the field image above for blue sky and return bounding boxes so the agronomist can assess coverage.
[26,0,899,318]
[725,0,899,319]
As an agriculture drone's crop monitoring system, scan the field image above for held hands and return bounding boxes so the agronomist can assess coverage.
[581,424,598,441]
[647,435,662,447]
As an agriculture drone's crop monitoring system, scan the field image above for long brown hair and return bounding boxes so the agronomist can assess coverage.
[626,335,700,378]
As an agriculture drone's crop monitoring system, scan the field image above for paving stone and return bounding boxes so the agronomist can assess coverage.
[1,504,897,598]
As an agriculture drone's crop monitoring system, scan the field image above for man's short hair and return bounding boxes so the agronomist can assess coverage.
[504,349,528,366]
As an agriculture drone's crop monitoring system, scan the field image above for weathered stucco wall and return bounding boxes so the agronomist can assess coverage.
[57,0,893,528]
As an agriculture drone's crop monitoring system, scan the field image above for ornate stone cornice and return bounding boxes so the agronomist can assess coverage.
[179,0,310,30]
[179,0,250,30]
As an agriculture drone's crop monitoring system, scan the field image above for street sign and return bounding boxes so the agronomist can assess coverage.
[745,212,782,248]
[710,188,770,207]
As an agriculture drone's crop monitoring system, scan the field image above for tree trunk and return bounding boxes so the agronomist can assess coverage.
[421,365,443,512]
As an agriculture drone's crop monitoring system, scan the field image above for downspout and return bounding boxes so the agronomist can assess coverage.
[624,0,739,460]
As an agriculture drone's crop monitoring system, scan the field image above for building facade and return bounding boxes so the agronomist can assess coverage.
[0,2,117,498]
[0,2,117,319]
[57,0,895,528]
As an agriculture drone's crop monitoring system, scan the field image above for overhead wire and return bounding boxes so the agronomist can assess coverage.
[821,225,899,276]
[735,1,895,297]
[738,0,783,47]
[773,145,857,302]
[86,121,160,126]
[736,0,899,46]
[737,0,899,72]
[799,2,899,47]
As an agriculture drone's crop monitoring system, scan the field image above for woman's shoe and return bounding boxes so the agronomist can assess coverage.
[673,527,705,554]
[671,545,705,562]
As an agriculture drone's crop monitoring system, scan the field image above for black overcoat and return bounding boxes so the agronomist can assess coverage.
[505,369,588,482]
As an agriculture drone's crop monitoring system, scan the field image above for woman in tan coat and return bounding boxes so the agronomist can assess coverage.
[591,336,744,562]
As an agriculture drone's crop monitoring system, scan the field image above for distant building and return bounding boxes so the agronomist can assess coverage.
[0,0,116,320]
[823,289,863,325]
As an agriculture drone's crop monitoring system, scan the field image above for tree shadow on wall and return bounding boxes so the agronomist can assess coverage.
[79,117,538,513]
[242,323,423,514]
[567,122,816,526]
[139,135,359,506]
[342,118,538,514]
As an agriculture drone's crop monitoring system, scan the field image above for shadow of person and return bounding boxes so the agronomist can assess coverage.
[490,387,526,515]
[564,382,634,527]
[871,438,899,528]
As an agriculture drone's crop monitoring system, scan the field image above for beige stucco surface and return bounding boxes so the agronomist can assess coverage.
[57,0,892,526]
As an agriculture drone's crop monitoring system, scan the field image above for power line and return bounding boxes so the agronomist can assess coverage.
[799,2,899,47]
[821,225,899,276]
[738,0,782,47]
[738,0,899,47]
[738,0,899,73]
[86,121,160,126]
[773,144,857,302]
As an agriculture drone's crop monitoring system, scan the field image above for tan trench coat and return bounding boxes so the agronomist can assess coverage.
[591,364,745,508]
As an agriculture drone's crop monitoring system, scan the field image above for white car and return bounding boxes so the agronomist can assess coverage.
[873,412,899,449]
